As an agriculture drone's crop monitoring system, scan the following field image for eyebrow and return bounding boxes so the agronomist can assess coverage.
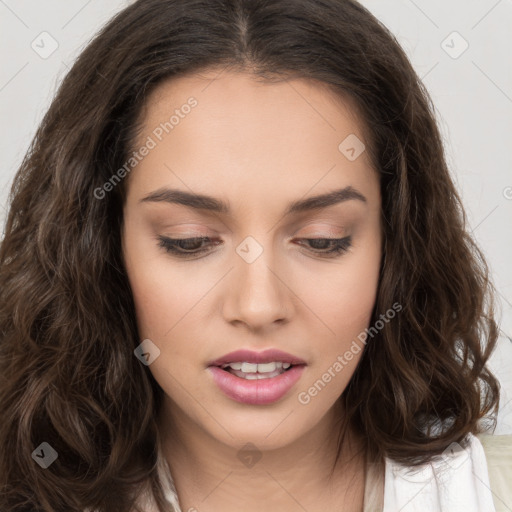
[139,185,367,216]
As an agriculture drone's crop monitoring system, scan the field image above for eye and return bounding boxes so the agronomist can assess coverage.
[296,237,352,257]
[157,236,352,259]
[157,236,219,258]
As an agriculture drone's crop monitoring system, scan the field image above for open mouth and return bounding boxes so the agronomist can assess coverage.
[219,361,296,380]
[208,354,307,405]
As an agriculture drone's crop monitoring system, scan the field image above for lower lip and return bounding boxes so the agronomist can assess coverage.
[208,365,306,405]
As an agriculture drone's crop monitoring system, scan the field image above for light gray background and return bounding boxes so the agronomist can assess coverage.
[1,0,511,433]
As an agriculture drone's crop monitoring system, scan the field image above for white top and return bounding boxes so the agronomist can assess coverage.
[136,433,512,512]
[382,433,496,512]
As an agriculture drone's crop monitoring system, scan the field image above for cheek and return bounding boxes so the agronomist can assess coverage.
[296,263,379,407]
[122,223,208,341]
[123,242,209,398]
[296,236,381,407]
[304,240,381,343]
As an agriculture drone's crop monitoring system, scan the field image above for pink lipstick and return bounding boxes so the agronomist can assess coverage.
[207,348,306,405]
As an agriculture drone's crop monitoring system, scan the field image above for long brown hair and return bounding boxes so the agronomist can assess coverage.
[0,0,500,510]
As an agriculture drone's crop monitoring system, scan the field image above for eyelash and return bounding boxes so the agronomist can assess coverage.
[157,235,352,259]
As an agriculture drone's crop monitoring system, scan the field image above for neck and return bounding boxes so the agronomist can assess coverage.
[157,399,367,512]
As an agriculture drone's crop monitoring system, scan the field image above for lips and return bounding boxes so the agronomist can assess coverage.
[207,348,307,367]
[207,348,307,405]
[208,365,305,405]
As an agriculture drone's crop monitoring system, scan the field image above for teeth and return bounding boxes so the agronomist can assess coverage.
[257,362,278,372]
[241,362,258,373]
[222,361,290,372]
[231,368,285,380]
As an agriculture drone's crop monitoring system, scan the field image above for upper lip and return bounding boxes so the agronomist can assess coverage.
[208,348,307,367]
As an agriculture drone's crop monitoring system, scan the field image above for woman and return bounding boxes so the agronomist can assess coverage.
[0,1,510,511]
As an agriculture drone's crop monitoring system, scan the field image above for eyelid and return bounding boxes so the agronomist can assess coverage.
[158,226,213,237]
[296,229,344,237]
[292,225,346,238]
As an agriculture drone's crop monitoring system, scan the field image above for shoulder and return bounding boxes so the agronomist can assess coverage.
[382,433,503,512]
[476,433,512,512]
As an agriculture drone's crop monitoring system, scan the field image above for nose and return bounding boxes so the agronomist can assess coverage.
[222,240,292,331]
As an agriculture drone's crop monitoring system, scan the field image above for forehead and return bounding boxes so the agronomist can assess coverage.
[138,68,367,145]
[127,69,378,209]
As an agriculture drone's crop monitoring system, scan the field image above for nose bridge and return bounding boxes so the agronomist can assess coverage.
[224,233,291,328]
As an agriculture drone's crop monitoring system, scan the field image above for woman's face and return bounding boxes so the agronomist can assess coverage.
[121,69,382,451]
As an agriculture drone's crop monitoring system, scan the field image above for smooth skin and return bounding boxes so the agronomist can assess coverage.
[121,68,383,512]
